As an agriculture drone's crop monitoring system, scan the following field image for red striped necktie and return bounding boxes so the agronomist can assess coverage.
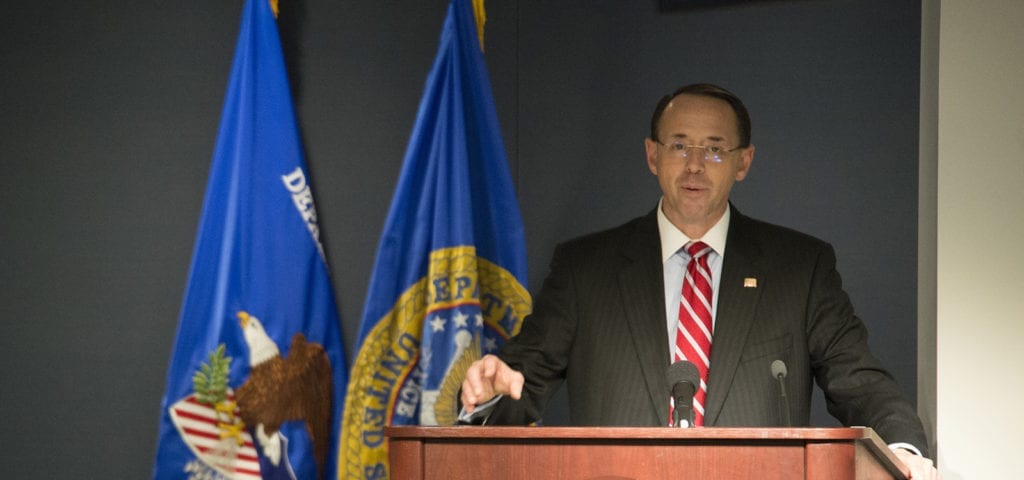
[673,240,714,426]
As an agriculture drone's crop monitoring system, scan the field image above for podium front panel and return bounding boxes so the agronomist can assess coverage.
[386,426,907,480]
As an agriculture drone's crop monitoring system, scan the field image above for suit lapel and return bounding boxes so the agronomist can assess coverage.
[704,206,764,425]
[617,209,671,423]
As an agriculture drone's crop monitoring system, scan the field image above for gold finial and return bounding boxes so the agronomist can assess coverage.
[472,0,486,51]
[269,0,279,18]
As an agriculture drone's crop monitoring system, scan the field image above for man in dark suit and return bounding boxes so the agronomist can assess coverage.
[460,83,937,478]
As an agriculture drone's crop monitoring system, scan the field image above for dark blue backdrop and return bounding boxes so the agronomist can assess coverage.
[0,0,920,476]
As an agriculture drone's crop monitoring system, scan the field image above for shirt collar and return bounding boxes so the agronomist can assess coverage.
[656,198,730,263]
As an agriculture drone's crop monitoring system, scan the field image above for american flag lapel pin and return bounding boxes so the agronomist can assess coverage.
[743,277,757,288]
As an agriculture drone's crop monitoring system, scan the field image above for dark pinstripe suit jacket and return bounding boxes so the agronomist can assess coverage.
[491,204,928,455]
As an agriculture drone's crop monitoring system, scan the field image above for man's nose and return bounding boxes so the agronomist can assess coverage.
[684,149,705,173]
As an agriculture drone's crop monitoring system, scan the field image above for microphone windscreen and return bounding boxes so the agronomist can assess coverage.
[667,360,700,389]
[771,359,788,379]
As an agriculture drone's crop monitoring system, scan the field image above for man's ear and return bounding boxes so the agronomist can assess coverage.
[644,138,660,175]
[735,144,754,181]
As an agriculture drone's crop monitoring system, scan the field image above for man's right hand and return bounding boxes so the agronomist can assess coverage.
[460,354,524,413]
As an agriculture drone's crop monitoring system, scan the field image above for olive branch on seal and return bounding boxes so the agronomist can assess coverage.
[192,344,232,406]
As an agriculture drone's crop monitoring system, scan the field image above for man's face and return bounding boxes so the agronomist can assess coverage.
[645,94,754,238]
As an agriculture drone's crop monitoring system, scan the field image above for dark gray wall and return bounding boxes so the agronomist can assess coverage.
[0,0,919,476]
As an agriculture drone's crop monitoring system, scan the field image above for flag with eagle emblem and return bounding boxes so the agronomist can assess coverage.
[340,0,531,478]
[152,0,347,479]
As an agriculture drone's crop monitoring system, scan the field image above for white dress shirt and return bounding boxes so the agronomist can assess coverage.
[657,199,729,362]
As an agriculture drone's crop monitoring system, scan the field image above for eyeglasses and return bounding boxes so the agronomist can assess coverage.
[655,140,742,164]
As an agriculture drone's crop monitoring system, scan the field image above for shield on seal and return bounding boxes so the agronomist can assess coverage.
[168,392,262,480]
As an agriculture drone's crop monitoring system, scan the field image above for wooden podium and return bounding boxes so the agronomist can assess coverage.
[386,426,909,479]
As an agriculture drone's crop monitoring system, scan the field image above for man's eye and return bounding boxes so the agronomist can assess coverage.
[670,143,686,151]
[707,146,723,154]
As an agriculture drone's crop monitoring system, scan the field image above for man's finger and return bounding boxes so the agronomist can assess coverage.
[506,370,524,400]
[462,359,489,404]
[481,354,498,379]
[460,380,477,413]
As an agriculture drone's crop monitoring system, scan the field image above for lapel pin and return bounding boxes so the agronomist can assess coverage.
[743,277,757,288]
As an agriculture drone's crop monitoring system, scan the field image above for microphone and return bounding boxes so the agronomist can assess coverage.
[770,359,791,427]
[666,360,700,428]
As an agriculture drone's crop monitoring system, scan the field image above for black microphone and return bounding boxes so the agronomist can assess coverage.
[770,359,791,427]
[666,360,700,428]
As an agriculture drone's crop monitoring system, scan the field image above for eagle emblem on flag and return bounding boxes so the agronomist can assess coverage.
[167,311,333,480]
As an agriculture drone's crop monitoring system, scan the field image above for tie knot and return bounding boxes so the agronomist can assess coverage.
[686,241,712,259]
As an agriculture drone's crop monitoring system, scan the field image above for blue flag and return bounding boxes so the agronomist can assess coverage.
[340,0,531,478]
[152,1,347,479]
